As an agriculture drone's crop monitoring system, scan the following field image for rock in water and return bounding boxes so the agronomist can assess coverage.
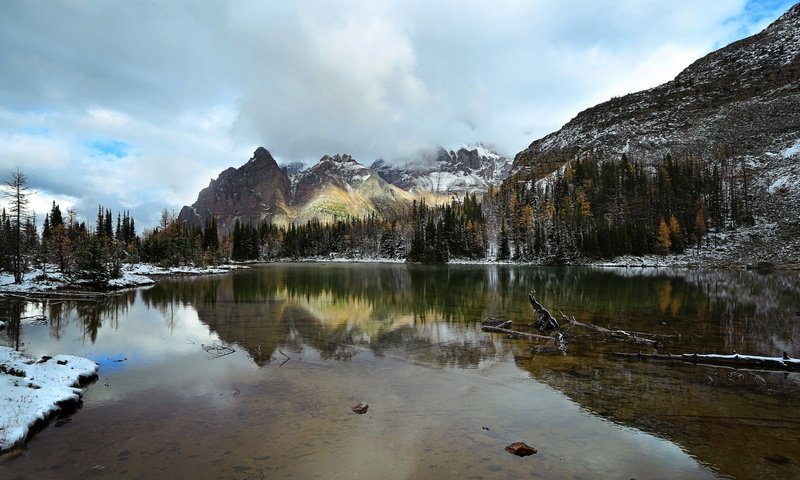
[351,402,369,414]
[505,442,537,457]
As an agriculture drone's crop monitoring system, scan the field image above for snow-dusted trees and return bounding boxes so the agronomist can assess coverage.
[493,150,753,261]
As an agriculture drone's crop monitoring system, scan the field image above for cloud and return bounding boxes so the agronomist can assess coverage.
[0,0,795,228]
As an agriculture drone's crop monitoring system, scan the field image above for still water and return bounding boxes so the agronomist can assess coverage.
[2,263,800,479]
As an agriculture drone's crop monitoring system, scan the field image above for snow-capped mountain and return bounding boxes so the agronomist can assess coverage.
[371,145,511,196]
[178,149,413,232]
[507,3,800,265]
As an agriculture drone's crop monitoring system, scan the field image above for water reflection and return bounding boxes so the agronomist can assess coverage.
[3,264,800,479]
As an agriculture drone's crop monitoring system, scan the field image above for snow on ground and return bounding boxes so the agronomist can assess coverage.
[780,139,800,158]
[124,263,245,277]
[0,263,248,294]
[0,269,66,293]
[0,346,98,451]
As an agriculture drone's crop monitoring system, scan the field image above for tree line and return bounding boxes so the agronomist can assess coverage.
[487,149,753,262]
[1,149,754,283]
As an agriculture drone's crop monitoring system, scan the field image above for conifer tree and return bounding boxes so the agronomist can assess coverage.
[3,169,31,283]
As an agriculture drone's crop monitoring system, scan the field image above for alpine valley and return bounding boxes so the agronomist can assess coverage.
[178,4,800,266]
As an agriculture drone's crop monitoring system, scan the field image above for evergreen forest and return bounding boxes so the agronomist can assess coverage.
[0,150,754,282]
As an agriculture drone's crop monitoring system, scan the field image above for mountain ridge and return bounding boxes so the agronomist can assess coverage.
[178,145,508,233]
[505,2,800,264]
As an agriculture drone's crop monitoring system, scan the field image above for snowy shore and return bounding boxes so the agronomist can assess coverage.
[0,263,248,295]
[0,346,99,451]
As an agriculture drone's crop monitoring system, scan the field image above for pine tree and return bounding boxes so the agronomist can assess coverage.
[3,169,31,283]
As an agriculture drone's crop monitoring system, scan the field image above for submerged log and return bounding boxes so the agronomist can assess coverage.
[481,324,553,340]
[561,313,661,347]
[614,352,800,372]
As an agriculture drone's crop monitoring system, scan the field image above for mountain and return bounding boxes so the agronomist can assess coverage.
[511,4,800,176]
[507,3,800,264]
[290,154,413,225]
[178,149,413,232]
[371,145,511,197]
[177,147,291,233]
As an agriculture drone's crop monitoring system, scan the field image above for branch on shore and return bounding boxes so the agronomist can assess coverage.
[614,351,800,372]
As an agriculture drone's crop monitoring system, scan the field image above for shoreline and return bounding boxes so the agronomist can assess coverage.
[2,255,797,298]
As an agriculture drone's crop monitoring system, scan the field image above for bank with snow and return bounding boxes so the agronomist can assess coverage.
[0,346,99,451]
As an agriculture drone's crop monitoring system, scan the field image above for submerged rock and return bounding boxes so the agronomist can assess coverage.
[505,442,537,457]
[351,402,369,414]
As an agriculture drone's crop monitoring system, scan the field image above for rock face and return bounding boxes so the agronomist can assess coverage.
[507,3,800,264]
[178,150,414,232]
[371,145,511,197]
[178,147,292,233]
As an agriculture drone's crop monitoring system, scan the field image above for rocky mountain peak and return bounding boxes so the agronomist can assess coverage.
[371,145,511,195]
[320,153,357,164]
[178,146,291,233]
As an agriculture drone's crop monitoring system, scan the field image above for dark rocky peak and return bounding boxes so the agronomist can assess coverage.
[452,148,483,170]
[177,146,290,233]
[320,153,357,165]
[245,147,280,169]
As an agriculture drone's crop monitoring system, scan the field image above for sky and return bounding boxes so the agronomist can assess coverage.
[0,0,796,230]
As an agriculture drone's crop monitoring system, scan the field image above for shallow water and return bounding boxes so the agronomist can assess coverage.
[2,263,800,479]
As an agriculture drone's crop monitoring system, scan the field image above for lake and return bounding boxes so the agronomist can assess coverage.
[2,263,800,479]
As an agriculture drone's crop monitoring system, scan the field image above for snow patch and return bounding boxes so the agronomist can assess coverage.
[780,139,800,158]
[0,346,99,451]
[768,175,791,194]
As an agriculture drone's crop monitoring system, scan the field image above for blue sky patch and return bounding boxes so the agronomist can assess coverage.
[87,139,130,159]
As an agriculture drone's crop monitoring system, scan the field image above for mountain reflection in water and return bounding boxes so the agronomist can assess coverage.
[3,263,799,479]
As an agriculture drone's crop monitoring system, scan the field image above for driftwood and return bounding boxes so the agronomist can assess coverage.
[480,317,549,338]
[528,292,559,331]
[481,324,554,340]
[614,351,800,372]
[559,311,661,347]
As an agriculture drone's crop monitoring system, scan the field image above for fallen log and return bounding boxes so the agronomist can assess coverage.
[614,351,800,372]
[481,324,553,340]
[560,313,660,347]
